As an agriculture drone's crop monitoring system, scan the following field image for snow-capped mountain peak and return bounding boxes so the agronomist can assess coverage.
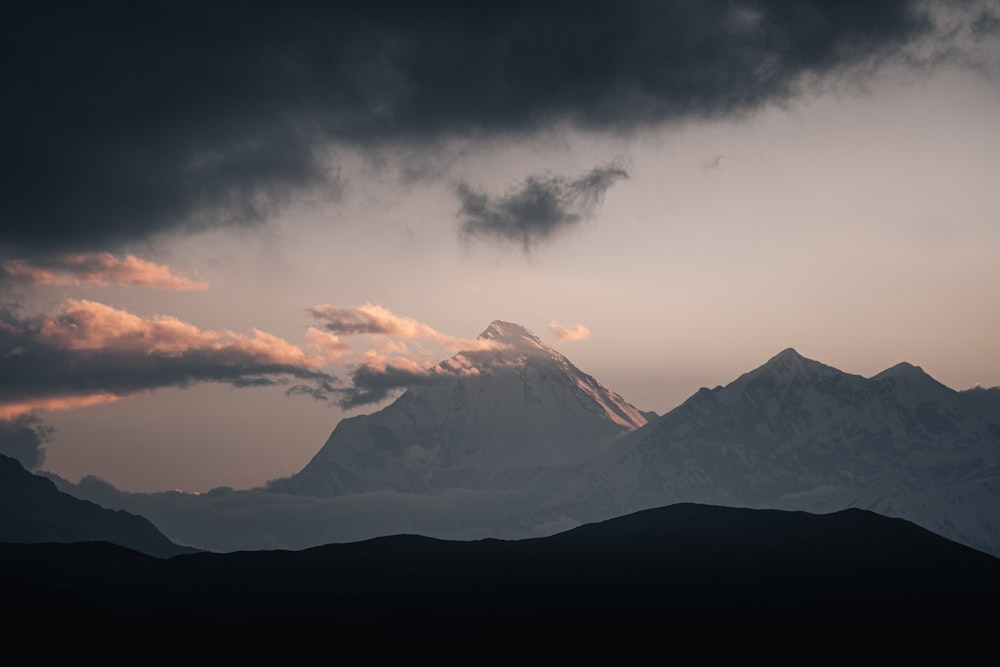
[474,320,558,359]
[758,347,826,377]
[871,361,958,406]
[271,320,648,496]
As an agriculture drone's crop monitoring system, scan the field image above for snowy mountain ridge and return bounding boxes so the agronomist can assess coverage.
[518,347,1000,555]
[266,326,1000,555]
[60,326,1000,555]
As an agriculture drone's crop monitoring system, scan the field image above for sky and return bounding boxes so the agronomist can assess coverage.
[2,1,999,493]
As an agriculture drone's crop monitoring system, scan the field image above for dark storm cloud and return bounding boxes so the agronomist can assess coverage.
[3,0,939,253]
[0,415,51,471]
[0,300,336,418]
[972,10,1000,36]
[456,162,629,250]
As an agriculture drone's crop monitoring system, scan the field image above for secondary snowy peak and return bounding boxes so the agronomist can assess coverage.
[871,361,958,406]
[755,348,838,379]
[717,348,852,401]
[563,348,1000,557]
[872,362,926,381]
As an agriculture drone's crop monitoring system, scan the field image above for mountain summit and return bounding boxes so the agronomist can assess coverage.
[271,321,646,496]
[477,320,550,354]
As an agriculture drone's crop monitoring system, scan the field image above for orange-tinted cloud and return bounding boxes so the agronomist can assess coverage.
[305,303,514,407]
[0,253,206,290]
[36,299,320,366]
[0,300,333,419]
[0,394,124,421]
[547,321,591,342]
[308,303,501,352]
[305,326,352,363]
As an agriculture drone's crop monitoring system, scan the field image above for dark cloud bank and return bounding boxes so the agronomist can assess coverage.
[3,0,950,253]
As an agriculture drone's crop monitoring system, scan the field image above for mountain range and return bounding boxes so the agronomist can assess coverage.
[33,320,1000,555]
[268,321,1000,555]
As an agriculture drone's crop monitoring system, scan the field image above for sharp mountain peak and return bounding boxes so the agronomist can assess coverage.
[872,361,929,381]
[479,319,542,342]
[475,320,557,358]
[757,347,830,375]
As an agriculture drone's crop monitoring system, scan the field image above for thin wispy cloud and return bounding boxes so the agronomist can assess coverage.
[0,300,334,420]
[456,162,629,251]
[308,303,499,352]
[547,321,591,342]
[702,155,725,173]
[0,253,206,290]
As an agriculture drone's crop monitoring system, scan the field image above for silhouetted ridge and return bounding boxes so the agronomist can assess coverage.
[0,454,195,558]
[2,504,997,655]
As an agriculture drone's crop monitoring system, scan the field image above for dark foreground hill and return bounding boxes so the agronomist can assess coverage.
[0,454,195,557]
[3,504,998,657]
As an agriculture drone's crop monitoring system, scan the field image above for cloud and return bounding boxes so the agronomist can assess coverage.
[304,303,505,407]
[456,163,629,251]
[0,253,206,290]
[307,303,434,337]
[0,300,335,419]
[338,362,446,409]
[308,303,499,352]
[0,415,52,470]
[305,326,352,363]
[337,351,484,409]
[702,155,725,172]
[972,10,1000,36]
[2,1,945,252]
[547,321,591,342]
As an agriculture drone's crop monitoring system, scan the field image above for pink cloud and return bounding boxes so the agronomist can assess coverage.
[36,299,321,367]
[308,303,503,352]
[305,327,352,363]
[0,300,333,419]
[0,393,125,421]
[547,321,591,342]
[1,253,207,290]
